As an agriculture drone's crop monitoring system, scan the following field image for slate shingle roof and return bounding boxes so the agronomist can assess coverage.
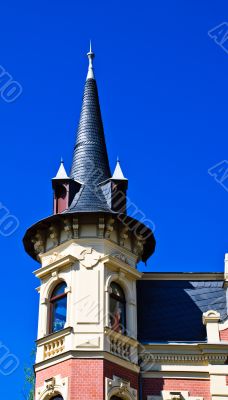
[69,78,111,212]
[137,278,227,343]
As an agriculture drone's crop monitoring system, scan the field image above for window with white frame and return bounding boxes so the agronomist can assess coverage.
[109,282,126,334]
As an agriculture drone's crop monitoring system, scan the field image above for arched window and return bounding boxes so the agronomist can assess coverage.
[49,282,67,333]
[111,397,123,400]
[50,396,63,400]
[109,282,126,334]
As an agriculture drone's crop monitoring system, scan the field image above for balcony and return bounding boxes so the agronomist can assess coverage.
[104,327,138,364]
[36,327,73,363]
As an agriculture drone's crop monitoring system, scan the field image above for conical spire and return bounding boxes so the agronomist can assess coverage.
[69,45,111,212]
[87,41,95,80]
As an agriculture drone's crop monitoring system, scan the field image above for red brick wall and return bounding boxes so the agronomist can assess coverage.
[36,358,139,399]
[142,378,211,400]
[36,359,104,400]
[220,328,228,341]
[36,359,211,399]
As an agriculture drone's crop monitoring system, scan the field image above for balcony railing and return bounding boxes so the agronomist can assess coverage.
[36,327,72,363]
[44,336,65,359]
[104,327,138,364]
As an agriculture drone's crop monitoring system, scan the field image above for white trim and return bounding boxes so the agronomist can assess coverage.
[141,273,224,281]
[34,350,140,373]
[147,391,203,400]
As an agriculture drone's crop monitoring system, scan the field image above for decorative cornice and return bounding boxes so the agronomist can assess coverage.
[103,255,142,279]
[141,272,225,281]
[139,352,227,364]
[36,326,73,346]
[34,254,77,278]
[34,350,140,373]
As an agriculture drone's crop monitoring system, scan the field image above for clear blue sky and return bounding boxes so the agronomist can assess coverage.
[1,0,228,397]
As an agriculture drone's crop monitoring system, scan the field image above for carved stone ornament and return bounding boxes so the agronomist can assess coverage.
[98,217,105,238]
[32,230,45,255]
[72,217,79,238]
[78,247,101,269]
[105,217,114,238]
[43,251,64,266]
[111,251,129,265]
[45,377,55,391]
[49,225,59,247]
[63,218,73,240]
[36,374,68,400]
[120,226,129,246]
[105,375,137,399]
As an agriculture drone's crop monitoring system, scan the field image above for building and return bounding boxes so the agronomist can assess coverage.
[23,46,228,400]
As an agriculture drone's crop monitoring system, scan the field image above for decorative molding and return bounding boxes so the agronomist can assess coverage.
[75,335,100,349]
[51,270,59,279]
[203,310,221,325]
[140,352,228,367]
[42,251,64,266]
[72,217,79,238]
[36,326,72,347]
[98,217,105,238]
[141,273,225,281]
[49,225,59,247]
[103,255,142,280]
[111,251,130,265]
[133,235,145,258]
[142,372,209,379]
[34,350,140,374]
[40,297,48,305]
[36,374,68,400]
[78,247,101,269]
[63,218,73,240]
[32,230,45,256]
[147,391,203,400]
[34,254,77,279]
[38,244,102,271]
[120,226,129,247]
[105,375,137,399]
[105,217,114,238]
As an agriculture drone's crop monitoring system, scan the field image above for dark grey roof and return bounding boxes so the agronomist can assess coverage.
[69,78,111,212]
[137,279,227,343]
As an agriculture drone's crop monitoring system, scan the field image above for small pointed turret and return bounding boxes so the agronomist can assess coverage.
[52,159,79,214]
[53,158,69,180]
[112,158,127,180]
[109,158,128,213]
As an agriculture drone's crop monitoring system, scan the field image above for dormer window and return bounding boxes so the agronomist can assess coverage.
[109,282,126,335]
[49,282,67,333]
